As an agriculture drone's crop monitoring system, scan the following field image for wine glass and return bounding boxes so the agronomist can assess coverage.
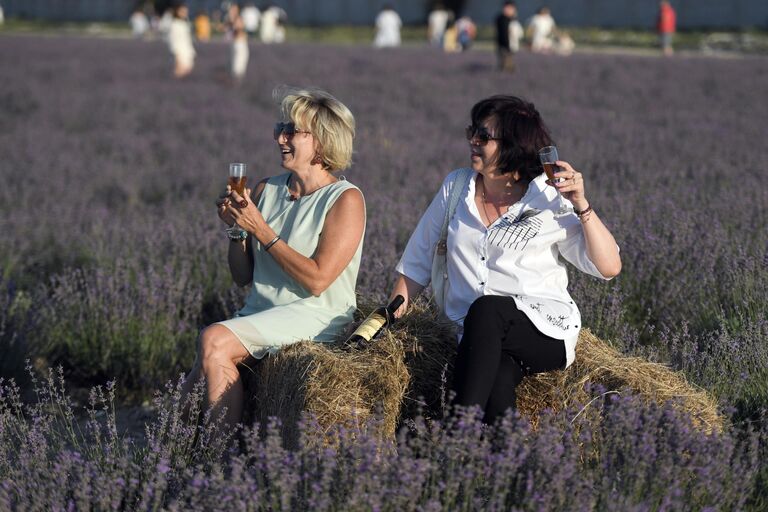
[538,146,571,216]
[226,163,248,240]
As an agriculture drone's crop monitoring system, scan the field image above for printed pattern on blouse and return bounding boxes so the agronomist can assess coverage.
[488,208,543,250]
[519,296,572,333]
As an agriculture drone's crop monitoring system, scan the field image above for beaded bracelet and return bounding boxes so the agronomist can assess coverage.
[263,235,281,252]
[227,227,248,242]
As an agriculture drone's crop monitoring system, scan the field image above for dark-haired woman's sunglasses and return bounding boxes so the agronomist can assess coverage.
[465,125,502,146]
[274,122,311,140]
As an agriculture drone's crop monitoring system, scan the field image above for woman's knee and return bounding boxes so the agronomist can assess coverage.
[199,325,244,366]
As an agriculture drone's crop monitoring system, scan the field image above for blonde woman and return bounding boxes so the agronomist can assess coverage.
[184,88,365,427]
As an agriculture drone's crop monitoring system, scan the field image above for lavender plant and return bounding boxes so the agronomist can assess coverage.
[0,373,765,510]
[0,33,767,507]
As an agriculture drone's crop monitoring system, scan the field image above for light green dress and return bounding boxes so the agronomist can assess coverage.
[217,173,364,358]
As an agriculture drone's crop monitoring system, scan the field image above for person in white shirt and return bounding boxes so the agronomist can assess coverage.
[129,8,149,38]
[373,4,402,48]
[509,13,524,54]
[240,2,260,36]
[526,6,556,53]
[390,95,621,424]
[157,8,174,36]
[167,4,195,78]
[260,5,287,44]
[428,4,452,47]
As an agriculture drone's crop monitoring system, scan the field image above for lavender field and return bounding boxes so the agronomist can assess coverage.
[1,34,767,509]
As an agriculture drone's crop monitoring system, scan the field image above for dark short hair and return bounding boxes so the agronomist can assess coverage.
[470,95,553,183]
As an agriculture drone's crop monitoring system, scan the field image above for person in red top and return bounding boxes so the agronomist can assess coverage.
[657,0,676,56]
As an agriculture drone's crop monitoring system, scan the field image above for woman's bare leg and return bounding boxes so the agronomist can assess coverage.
[196,324,251,427]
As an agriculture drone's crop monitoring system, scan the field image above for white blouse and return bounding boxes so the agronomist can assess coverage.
[396,169,615,368]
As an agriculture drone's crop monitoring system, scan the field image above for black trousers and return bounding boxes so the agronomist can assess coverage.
[452,295,566,424]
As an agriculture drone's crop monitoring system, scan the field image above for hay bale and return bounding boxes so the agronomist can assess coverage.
[241,332,409,448]
[242,298,722,447]
[516,329,724,432]
[389,300,723,432]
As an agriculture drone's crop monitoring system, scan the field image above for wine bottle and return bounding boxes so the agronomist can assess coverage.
[345,295,405,349]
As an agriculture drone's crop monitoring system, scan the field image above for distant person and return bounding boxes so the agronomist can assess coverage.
[260,4,287,44]
[130,8,150,38]
[167,3,195,78]
[157,7,174,36]
[231,12,249,84]
[509,8,524,54]
[146,3,162,37]
[527,6,556,53]
[455,15,477,51]
[442,19,460,53]
[553,30,574,56]
[194,11,211,41]
[241,2,260,36]
[272,7,287,43]
[657,0,676,56]
[222,2,240,39]
[495,2,522,72]
[373,4,402,48]
[428,3,453,47]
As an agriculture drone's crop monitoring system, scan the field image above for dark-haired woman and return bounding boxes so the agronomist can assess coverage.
[389,95,621,424]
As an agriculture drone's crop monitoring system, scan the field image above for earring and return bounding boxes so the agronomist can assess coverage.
[311,153,323,166]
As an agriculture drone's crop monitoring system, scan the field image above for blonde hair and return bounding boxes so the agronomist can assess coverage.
[275,86,356,171]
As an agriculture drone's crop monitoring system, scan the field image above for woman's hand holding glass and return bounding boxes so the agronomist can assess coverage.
[550,160,589,213]
[226,187,268,240]
[224,163,249,240]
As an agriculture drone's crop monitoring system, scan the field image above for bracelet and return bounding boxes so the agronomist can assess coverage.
[227,228,248,242]
[574,204,593,218]
[263,235,281,252]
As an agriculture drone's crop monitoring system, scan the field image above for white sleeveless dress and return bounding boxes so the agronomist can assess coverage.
[217,173,364,358]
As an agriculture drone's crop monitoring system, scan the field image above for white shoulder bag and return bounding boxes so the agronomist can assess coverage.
[431,168,474,313]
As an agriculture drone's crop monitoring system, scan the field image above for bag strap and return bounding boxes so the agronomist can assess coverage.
[437,168,474,251]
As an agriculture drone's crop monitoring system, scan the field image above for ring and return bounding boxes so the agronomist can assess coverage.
[238,199,249,208]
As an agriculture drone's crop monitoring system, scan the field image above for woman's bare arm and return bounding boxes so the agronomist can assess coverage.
[389,273,426,318]
[228,187,366,296]
[218,179,268,286]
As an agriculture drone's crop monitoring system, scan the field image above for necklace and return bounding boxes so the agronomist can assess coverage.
[287,172,336,201]
[480,177,502,224]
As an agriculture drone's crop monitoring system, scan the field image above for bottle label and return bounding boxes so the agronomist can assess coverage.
[351,313,387,341]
